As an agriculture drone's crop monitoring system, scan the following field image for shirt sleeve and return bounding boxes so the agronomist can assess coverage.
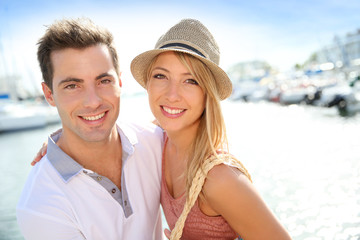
[17,208,86,240]
[152,208,164,240]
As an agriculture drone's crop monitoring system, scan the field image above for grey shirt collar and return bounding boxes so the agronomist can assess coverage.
[46,124,136,217]
[47,124,137,183]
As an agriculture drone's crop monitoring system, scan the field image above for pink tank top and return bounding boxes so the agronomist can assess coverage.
[160,137,239,240]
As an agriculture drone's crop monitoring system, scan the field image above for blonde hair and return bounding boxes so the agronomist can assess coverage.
[146,51,228,197]
[177,52,228,198]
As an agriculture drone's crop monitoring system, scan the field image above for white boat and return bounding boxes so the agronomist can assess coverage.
[0,45,60,132]
[0,98,60,132]
[279,88,312,105]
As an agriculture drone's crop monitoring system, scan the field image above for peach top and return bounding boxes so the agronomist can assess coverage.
[160,136,240,240]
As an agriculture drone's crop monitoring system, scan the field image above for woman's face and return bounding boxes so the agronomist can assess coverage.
[147,51,206,135]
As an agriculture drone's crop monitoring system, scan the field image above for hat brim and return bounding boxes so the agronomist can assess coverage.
[130,49,232,100]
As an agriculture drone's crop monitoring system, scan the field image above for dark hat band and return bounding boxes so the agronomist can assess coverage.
[159,43,206,58]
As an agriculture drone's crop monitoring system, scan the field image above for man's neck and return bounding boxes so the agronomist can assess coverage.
[56,126,123,187]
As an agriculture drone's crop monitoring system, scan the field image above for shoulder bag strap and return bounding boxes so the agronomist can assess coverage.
[170,154,252,240]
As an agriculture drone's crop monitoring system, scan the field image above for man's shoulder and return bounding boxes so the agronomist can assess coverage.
[16,156,83,240]
[17,156,65,209]
[21,156,55,184]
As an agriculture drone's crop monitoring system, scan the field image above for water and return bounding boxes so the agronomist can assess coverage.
[0,124,61,240]
[223,101,360,240]
[1,95,360,239]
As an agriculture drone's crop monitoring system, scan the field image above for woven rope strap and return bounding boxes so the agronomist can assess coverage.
[170,154,252,240]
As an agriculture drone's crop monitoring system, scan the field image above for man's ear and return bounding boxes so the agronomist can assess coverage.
[41,82,56,107]
[118,72,122,87]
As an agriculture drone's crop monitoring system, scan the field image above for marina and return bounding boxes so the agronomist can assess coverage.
[1,1,360,239]
[230,72,360,117]
[0,99,60,132]
[1,95,360,240]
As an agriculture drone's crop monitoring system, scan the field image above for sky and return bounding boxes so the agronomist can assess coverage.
[1,0,360,95]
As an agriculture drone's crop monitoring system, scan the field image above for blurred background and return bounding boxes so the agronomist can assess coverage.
[0,0,360,239]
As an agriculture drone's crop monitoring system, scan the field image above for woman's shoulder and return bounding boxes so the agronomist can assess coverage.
[200,163,255,217]
[204,153,252,183]
[203,163,251,197]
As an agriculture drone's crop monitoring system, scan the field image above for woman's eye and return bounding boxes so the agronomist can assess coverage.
[185,79,198,85]
[153,74,165,79]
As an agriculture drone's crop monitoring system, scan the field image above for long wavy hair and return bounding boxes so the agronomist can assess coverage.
[146,51,228,198]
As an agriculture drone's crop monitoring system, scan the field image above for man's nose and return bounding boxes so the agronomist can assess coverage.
[83,86,102,108]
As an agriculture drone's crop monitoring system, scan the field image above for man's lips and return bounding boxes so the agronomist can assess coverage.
[79,112,106,121]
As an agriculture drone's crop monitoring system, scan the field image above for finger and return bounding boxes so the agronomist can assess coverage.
[31,143,47,166]
[164,229,171,239]
[41,142,47,156]
[31,156,40,166]
[35,150,43,161]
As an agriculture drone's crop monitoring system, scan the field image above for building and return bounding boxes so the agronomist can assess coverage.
[315,29,360,78]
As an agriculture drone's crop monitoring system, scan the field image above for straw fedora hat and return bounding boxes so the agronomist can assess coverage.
[130,18,232,100]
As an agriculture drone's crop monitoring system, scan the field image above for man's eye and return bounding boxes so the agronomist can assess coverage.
[101,79,111,84]
[185,79,198,85]
[64,84,77,89]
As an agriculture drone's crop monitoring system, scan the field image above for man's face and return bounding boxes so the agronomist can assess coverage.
[42,45,122,143]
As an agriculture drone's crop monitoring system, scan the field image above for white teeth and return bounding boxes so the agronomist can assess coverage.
[82,112,105,121]
[163,106,184,115]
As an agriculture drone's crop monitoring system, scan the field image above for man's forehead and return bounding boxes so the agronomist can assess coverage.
[51,45,111,62]
[51,46,117,79]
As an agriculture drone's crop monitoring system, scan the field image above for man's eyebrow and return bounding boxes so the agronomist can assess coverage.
[58,73,115,86]
[96,73,114,80]
[58,78,83,87]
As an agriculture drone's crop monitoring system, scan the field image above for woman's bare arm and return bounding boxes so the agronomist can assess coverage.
[202,164,292,240]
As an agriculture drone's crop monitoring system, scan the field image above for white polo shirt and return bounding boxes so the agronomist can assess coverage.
[16,122,163,240]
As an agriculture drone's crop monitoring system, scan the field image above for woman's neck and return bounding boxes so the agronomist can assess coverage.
[165,120,199,155]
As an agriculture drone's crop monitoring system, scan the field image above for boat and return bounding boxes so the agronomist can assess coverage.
[0,38,60,132]
[325,79,360,116]
[279,87,314,105]
[0,96,60,132]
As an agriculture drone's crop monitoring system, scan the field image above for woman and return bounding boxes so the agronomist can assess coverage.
[130,19,291,240]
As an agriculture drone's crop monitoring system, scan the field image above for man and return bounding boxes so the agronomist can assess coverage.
[16,18,163,240]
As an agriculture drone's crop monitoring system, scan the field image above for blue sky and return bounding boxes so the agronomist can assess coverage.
[1,0,360,94]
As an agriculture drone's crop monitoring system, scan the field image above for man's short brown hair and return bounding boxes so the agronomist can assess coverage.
[37,18,119,90]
